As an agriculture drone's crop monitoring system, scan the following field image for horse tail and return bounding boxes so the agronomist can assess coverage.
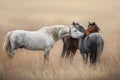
[96,36,104,63]
[3,32,12,53]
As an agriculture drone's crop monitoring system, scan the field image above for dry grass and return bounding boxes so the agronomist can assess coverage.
[0,0,120,80]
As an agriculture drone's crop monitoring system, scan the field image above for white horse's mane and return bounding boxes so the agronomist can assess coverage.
[39,25,70,41]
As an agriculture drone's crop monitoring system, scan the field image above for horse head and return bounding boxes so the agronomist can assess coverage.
[69,24,84,39]
[85,22,100,35]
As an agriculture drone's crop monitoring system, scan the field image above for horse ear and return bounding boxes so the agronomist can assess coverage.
[72,21,75,25]
[88,22,91,25]
[88,22,90,27]
[93,22,96,25]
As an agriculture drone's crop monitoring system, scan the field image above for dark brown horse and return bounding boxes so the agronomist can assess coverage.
[61,22,100,59]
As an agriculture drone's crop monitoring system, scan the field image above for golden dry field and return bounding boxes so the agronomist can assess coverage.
[0,0,120,80]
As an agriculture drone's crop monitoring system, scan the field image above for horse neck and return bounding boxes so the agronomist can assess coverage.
[59,26,70,37]
[84,29,90,35]
[59,26,72,41]
[49,27,62,41]
[49,26,69,41]
[80,27,86,33]
[84,27,99,35]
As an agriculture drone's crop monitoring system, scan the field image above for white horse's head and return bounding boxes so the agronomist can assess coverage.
[58,25,84,39]
[69,25,84,38]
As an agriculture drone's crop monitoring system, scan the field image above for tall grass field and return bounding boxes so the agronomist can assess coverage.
[0,0,120,80]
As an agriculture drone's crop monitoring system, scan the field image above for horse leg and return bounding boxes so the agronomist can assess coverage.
[65,49,71,59]
[90,47,96,66]
[44,48,50,63]
[70,49,77,60]
[61,43,67,58]
[85,53,88,64]
[90,52,93,66]
[94,48,97,65]
[97,52,102,64]
[96,47,103,64]
[80,52,86,64]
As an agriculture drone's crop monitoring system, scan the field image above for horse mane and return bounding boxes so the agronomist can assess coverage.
[43,25,69,41]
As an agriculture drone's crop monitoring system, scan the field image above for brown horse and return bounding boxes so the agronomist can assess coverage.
[61,22,100,59]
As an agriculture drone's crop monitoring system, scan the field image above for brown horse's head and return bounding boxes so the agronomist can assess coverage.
[84,22,100,35]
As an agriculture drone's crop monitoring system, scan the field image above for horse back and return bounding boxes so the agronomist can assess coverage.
[86,33,104,51]
[79,33,104,52]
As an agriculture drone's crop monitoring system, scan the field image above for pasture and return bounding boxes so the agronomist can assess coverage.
[0,0,120,80]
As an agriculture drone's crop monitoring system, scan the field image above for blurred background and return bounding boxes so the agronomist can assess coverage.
[0,0,119,29]
[0,0,120,80]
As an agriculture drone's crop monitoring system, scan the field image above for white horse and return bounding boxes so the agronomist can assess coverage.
[3,24,83,61]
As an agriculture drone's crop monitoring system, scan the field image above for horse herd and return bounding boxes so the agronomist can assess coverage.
[3,21,104,66]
